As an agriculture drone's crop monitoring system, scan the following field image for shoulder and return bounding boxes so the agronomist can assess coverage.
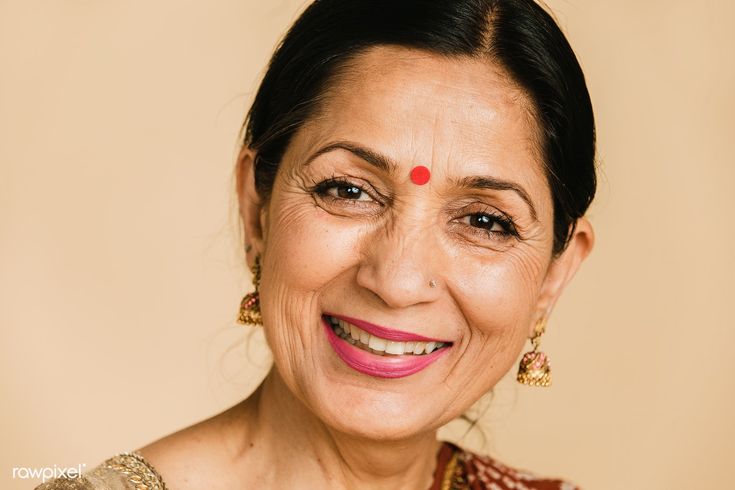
[134,411,242,489]
[37,405,243,490]
[443,441,581,490]
[33,452,167,490]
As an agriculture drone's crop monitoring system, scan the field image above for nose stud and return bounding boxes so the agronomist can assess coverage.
[429,279,437,288]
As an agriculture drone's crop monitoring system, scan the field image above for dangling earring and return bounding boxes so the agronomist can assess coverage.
[516,317,552,387]
[237,254,262,325]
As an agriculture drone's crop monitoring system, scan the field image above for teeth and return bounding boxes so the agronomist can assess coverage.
[368,335,387,352]
[385,341,405,355]
[327,316,449,357]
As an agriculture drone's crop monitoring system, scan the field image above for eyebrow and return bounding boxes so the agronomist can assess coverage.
[452,175,538,222]
[303,140,398,174]
[304,140,537,221]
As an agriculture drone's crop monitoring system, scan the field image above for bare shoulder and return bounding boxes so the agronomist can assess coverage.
[135,404,246,490]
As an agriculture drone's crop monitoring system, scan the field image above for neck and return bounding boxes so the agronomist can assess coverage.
[234,368,443,490]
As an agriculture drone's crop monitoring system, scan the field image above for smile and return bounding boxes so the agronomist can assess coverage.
[325,315,449,355]
[322,314,453,378]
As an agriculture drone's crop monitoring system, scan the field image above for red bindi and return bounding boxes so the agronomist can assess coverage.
[410,165,431,185]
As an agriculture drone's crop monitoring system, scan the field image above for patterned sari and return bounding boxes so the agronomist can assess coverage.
[36,440,579,489]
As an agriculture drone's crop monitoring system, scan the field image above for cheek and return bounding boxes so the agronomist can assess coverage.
[454,247,547,356]
[262,195,366,294]
[256,188,371,379]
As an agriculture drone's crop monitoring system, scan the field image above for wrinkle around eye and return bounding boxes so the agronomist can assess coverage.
[311,187,384,220]
[449,230,518,254]
[305,171,390,216]
[323,182,373,202]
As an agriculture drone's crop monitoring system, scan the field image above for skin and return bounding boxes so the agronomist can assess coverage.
[137,45,594,489]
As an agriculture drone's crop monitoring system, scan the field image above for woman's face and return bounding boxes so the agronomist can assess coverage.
[243,46,582,440]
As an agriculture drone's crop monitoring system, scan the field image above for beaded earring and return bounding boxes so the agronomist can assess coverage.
[237,254,262,326]
[516,318,552,387]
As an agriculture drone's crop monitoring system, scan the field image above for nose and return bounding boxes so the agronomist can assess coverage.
[355,220,443,309]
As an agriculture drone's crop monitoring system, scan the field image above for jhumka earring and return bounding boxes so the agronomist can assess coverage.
[516,317,552,387]
[237,254,262,325]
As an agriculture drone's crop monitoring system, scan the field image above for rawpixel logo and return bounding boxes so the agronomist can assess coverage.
[12,463,87,483]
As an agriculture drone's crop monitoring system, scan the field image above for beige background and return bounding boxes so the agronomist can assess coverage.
[2,1,733,489]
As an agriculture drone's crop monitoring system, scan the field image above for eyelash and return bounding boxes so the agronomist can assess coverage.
[462,210,519,239]
[309,177,519,240]
[310,177,383,205]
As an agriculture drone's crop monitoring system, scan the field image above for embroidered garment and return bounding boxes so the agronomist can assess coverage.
[34,452,167,490]
[431,442,579,490]
[36,440,578,489]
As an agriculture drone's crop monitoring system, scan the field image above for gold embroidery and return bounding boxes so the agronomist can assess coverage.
[102,452,168,490]
[34,476,95,490]
[440,450,459,490]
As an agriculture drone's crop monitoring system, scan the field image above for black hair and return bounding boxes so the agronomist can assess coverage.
[242,0,595,256]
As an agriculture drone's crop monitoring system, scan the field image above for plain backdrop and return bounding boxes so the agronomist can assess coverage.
[2,1,734,489]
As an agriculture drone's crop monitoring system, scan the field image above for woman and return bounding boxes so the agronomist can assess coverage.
[38,0,595,488]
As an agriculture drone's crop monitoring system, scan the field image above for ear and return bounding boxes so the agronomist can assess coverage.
[235,146,267,268]
[530,217,595,336]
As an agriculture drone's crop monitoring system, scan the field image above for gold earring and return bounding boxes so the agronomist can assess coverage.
[237,255,262,325]
[516,317,552,387]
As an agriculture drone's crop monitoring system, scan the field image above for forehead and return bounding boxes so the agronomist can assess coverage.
[292,45,547,193]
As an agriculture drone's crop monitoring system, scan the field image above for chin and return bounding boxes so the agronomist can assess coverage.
[315,390,444,441]
[297,364,454,441]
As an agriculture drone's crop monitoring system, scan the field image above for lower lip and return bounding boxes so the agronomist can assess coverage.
[322,316,450,379]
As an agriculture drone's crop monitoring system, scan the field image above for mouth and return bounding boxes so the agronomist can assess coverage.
[322,314,453,378]
[323,314,452,356]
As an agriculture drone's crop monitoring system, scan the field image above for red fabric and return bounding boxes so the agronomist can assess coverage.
[429,441,456,490]
[431,441,580,490]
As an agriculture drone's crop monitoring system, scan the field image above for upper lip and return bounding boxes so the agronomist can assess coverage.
[323,312,453,343]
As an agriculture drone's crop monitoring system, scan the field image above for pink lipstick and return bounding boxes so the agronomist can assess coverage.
[323,312,452,343]
[322,315,452,379]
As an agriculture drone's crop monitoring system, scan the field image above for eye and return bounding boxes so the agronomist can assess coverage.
[469,213,508,232]
[325,181,371,201]
[309,177,390,217]
[462,211,518,239]
[309,177,383,209]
